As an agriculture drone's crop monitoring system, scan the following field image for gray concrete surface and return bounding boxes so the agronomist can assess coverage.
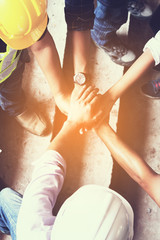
[0,0,160,239]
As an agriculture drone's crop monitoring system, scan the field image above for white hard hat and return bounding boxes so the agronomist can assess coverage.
[52,185,134,240]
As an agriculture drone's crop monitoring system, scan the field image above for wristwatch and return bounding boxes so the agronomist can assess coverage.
[73,72,88,85]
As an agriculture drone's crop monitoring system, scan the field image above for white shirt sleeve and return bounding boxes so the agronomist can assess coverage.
[143,30,160,66]
[17,150,66,240]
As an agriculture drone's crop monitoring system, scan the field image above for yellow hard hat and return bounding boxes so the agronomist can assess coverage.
[0,0,48,50]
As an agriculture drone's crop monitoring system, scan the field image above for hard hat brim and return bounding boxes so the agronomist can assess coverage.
[1,15,48,50]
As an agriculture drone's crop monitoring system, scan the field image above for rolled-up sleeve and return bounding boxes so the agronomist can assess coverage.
[143,30,160,66]
[17,150,66,240]
[64,0,95,31]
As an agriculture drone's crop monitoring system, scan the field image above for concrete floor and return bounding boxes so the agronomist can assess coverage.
[0,0,160,239]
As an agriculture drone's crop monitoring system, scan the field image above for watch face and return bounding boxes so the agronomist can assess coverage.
[74,72,86,85]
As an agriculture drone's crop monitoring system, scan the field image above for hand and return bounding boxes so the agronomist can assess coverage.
[90,91,115,128]
[67,84,100,129]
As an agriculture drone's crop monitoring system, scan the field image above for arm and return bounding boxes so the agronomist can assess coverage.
[64,0,94,76]
[95,122,160,207]
[17,150,66,240]
[103,49,155,106]
[30,30,71,115]
[101,31,160,118]
[93,49,155,124]
[17,84,100,240]
[70,30,91,74]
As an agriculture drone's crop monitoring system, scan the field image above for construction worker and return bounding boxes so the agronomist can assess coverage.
[0,84,134,240]
[0,0,70,136]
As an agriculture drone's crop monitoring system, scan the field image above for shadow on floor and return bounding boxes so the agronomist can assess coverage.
[0,109,25,188]
[110,13,160,239]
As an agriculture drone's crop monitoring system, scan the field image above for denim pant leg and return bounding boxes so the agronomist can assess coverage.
[0,60,25,117]
[91,0,128,47]
[65,0,95,31]
[0,188,23,240]
[150,5,160,35]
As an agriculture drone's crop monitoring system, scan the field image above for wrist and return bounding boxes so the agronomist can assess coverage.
[63,119,81,132]
[103,91,116,109]
[73,72,90,86]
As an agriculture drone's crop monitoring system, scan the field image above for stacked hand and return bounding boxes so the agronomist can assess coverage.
[67,84,103,130]
[67,83,116,133]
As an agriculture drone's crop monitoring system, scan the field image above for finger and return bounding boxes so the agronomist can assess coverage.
[79,85,94,100]
[83,88,99,104]
[90,93,101,105]
[80,85,99,101]
[72,84,88,100]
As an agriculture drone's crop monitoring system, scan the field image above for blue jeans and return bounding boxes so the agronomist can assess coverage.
[91,0,128,47]
[65,0,128,46]
[150,5,160,35]
[64,0,95,31]
[0,188,22,240]
[0,53,26,117]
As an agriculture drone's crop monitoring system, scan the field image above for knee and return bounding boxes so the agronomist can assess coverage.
[0,188,14,201]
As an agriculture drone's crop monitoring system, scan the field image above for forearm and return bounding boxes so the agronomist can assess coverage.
[17,150,66,240]
[30,30,70,114]
[48,120,79,159]
[104,49,155,103]
[95,122,159,204]
[70,30,91,74]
